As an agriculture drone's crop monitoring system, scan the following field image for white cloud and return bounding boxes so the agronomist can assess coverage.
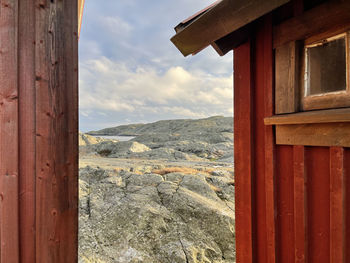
[78,0,233,131]
[79,57,233,120]
[98,16,133,36]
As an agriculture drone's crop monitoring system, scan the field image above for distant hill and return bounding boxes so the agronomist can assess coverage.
[87,116,233,136]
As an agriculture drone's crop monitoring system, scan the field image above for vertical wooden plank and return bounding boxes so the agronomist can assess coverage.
[276,0,303,115]
[18,1,36,262]
[344,148,350,262]
[0,0,20,262]
[61,0,79,261]
[275,146,295,262]
[35,0,78,262]
[275,41,300,114]
[330,147,344,263]
[234,40,253,263]
[306,147,330,262]
[262,15,277,263]
[35,1,56,260]
[255,17,274,263]
[293,145,307,263]
[292,4,305,261]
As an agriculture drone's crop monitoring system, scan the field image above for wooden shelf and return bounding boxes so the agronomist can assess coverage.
[275,122,350,147]
[264,108,350,125]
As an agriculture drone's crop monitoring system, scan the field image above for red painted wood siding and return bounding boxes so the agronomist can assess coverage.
[234,14,350,263]
[0,1,78,262]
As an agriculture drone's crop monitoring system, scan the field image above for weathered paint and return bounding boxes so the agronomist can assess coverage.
[234,39,254,263]
[18,0,36,262]
[234,8,350,263]
[0,0,78,262]
[0,1,20,262]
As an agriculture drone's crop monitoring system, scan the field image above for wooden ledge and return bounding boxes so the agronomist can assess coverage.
[264,108,350,125]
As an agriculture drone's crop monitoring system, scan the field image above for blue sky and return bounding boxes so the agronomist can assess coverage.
[79,0,233,132]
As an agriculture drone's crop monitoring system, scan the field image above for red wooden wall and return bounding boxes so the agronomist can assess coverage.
[0,0,78,262]
[234,13,349,263]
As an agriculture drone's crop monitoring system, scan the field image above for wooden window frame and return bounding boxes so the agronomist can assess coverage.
[267,1,350,147]
[302,32,350,111]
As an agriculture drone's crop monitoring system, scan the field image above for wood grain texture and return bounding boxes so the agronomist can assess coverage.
[293,145,307,263]
[275,122,350,147]
[302,93,350,111]
[265,107,350,125]
[330,147,345,263]
[0,0,78,261]
[234,41,253,263]
[275,41,300,114]
[171,0,290,56]
[0,0,20,261]
[274,1,350,48]
[35,0,78,262]
[18,0,36,262]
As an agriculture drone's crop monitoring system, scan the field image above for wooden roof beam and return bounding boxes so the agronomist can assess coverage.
[211,23,253,56]
[171,0,290,57]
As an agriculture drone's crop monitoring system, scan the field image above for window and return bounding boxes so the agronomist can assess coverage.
[268,29,350,147]
[302,32,350,111]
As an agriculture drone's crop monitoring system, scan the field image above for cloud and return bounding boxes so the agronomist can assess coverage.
[78,0,233,131]
[97,16,133,36]
[79,57,233,130]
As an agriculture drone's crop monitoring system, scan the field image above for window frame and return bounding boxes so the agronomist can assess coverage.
[270,25,350,147]
[301,31,350,111]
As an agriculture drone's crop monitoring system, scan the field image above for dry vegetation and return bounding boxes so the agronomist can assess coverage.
[152,166,204,175]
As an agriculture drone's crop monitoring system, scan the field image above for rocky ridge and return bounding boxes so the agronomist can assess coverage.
[79,116,235,263]
[87,116,233,136]
[81,117,233,163]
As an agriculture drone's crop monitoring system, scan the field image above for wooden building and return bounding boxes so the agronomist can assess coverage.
[172,0,350,262]
[0,0,84,262]
[1,0,350,262]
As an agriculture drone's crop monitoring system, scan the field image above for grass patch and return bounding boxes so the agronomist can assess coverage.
[152,167,201,175]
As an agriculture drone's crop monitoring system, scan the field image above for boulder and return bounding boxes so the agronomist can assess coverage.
[88,141,151,157]
[79,132,105,146]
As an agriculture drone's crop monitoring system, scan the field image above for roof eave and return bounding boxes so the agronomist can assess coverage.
[171,0,291,57]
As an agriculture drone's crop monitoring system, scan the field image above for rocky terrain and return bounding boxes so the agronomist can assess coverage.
[87,116,233,137]
[79,116,235,263]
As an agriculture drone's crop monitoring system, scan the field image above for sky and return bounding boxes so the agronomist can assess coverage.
[79,0,233,132]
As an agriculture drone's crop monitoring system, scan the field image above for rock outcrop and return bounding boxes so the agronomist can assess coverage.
[79,132,118,146]
[81,135,233,162]
[79,167,235,263]
[89,141,151,157]
[79,116,235,262]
